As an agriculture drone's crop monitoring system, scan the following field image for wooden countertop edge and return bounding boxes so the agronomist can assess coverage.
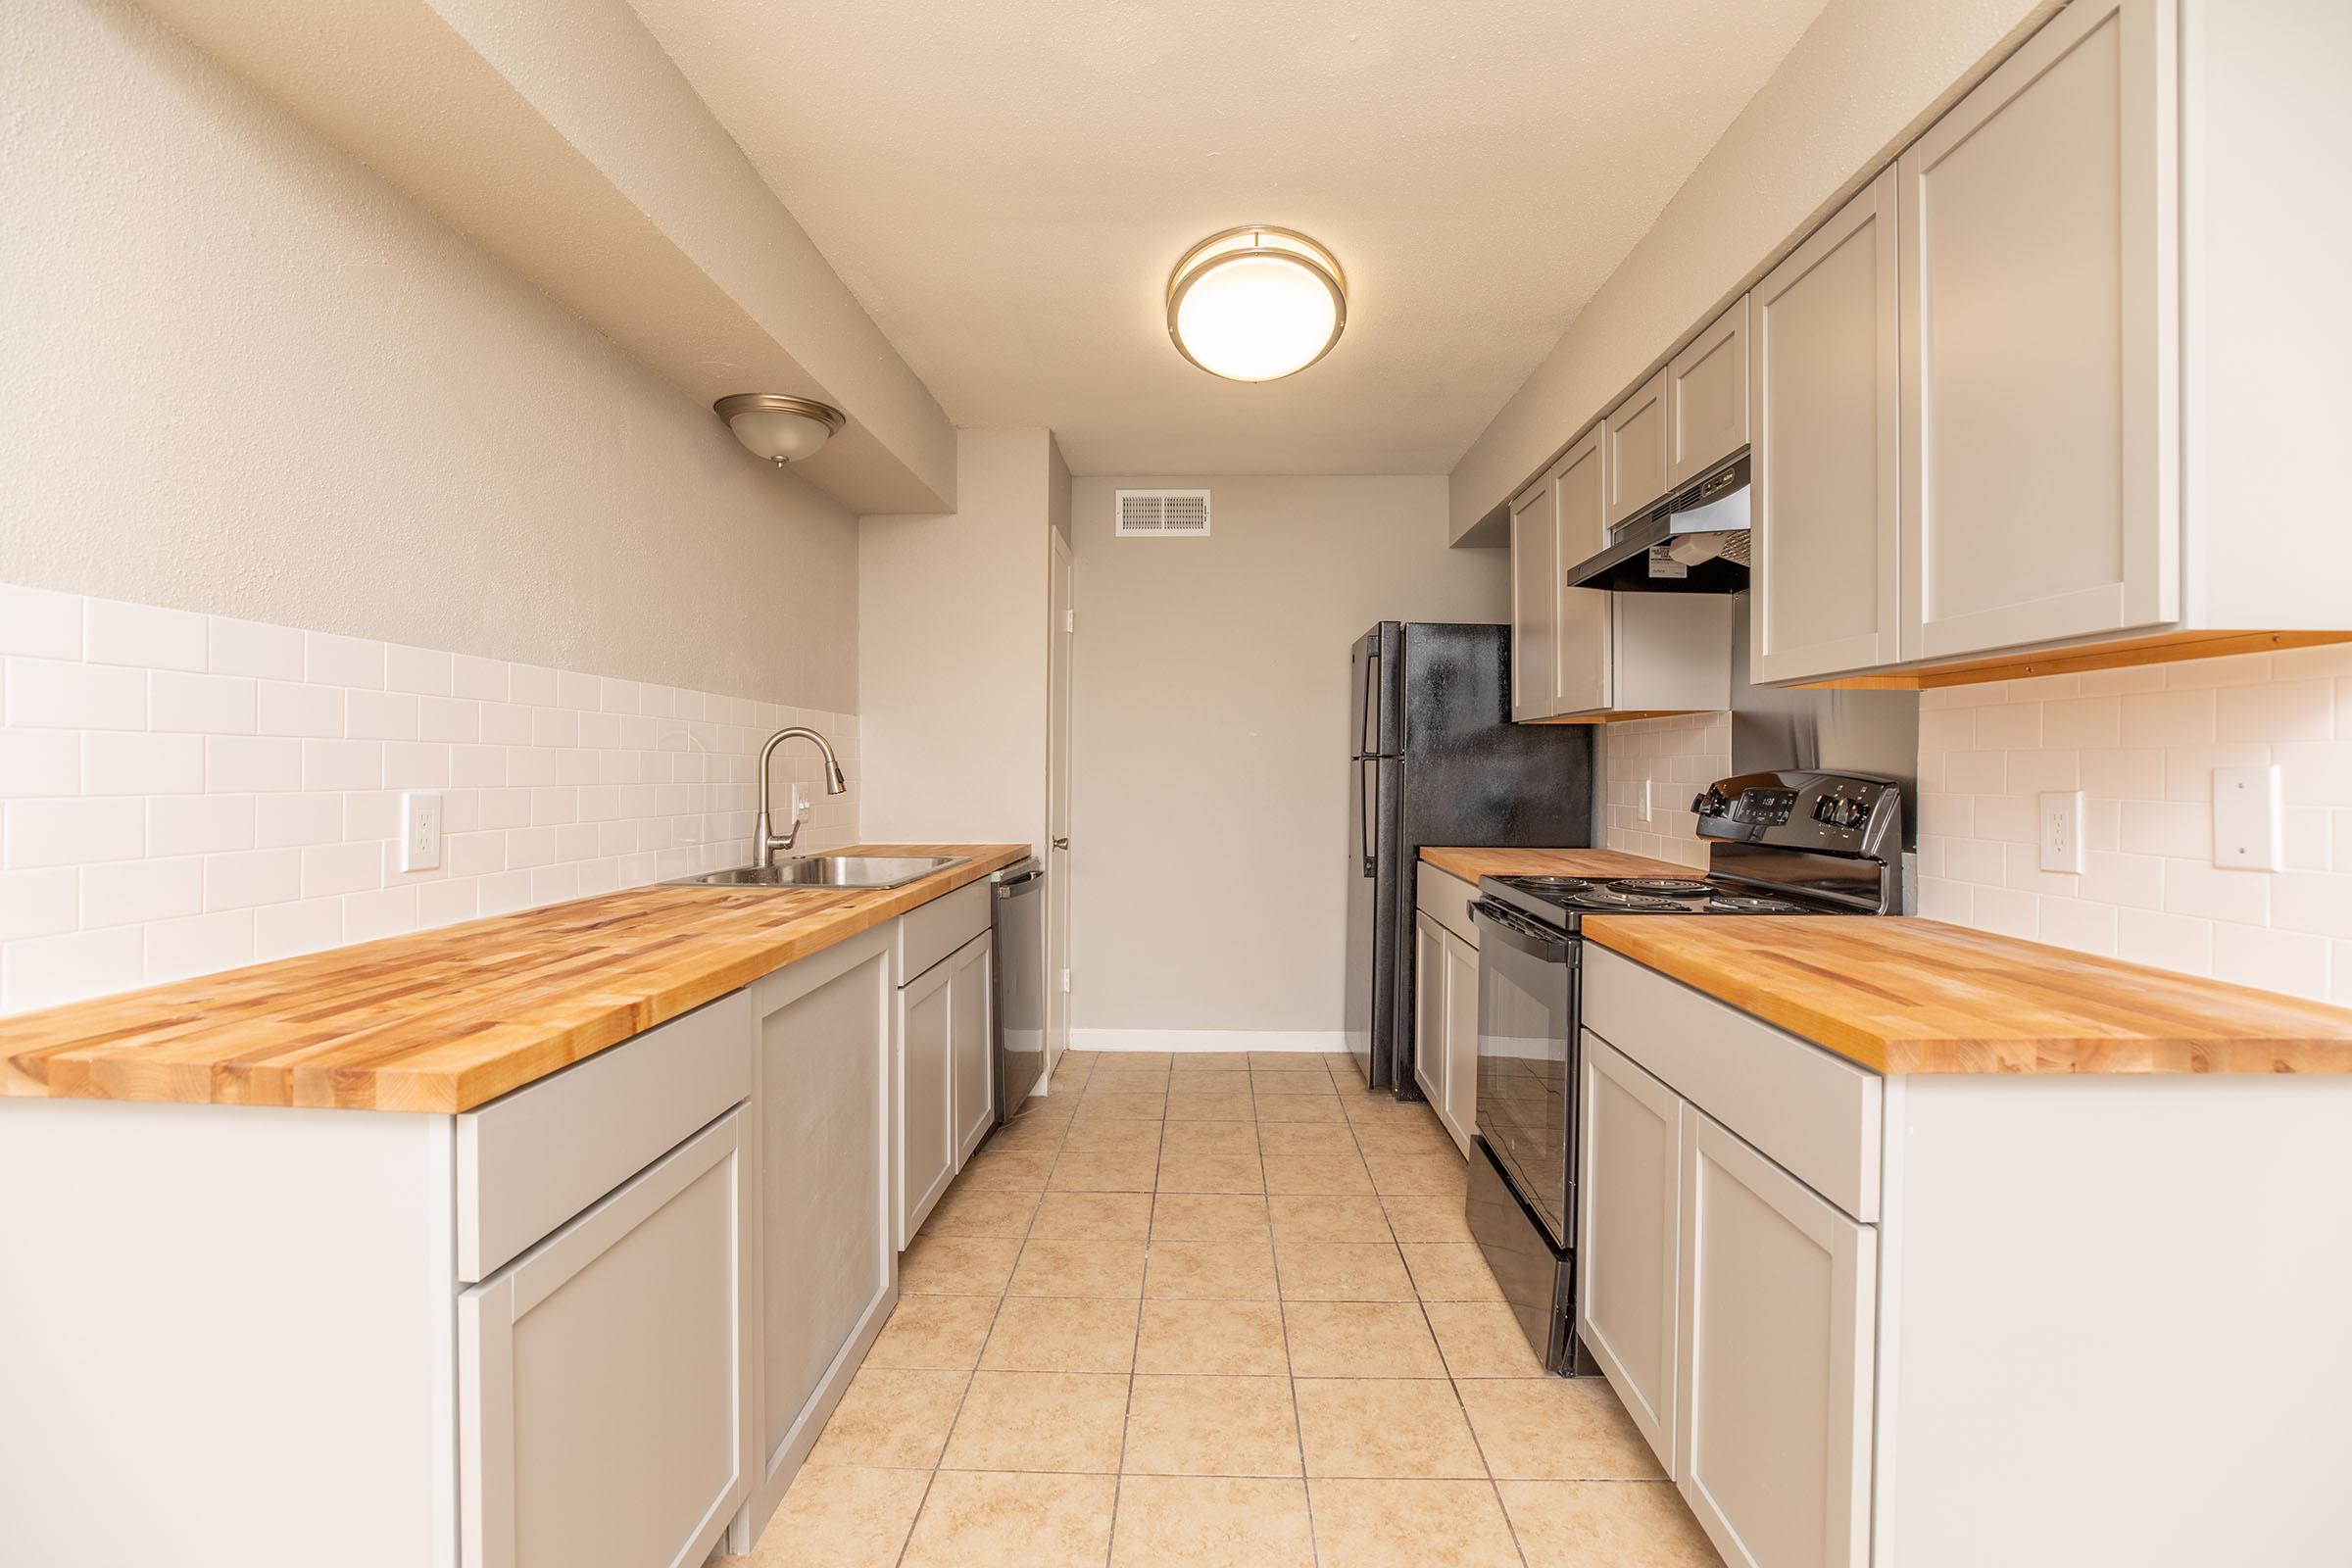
[1582,916,2352,1076]
[1418,845,1697,881]
[0,845,1030,1112]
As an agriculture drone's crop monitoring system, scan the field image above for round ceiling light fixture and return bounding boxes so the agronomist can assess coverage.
[1165,225,1347,382]
[714,393,847,466]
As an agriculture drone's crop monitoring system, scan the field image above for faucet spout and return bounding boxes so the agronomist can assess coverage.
[754,726,850,868]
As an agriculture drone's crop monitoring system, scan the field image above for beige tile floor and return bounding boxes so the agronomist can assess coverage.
[725,1050,1725,1568]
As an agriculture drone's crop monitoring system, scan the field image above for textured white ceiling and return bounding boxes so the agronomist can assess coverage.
[627,0,1831,477]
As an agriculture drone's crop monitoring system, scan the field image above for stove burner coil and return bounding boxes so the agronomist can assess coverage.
[1610,878,1714,898]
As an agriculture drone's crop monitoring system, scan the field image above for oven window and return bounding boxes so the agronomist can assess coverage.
[1474,932,1570,1247]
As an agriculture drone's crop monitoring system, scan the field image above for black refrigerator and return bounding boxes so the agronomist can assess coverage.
[1344,622,1594,1093]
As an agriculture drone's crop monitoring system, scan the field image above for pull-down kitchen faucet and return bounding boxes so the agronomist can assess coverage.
[753,726,849,868]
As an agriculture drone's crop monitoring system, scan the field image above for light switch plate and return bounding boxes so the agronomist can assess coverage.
[2213,764,2282,870]
[400,791,442,872]
[2038,790,2084,874]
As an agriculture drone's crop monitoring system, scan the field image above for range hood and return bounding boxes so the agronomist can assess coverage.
[1563,452,1749,593]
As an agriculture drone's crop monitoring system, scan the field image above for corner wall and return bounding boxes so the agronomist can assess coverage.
[857,430,1059,850]
[1066,475,1509,1046]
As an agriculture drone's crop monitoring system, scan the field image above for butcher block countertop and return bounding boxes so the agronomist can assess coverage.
[1585,915,2352,1075]
[1419,846,1695,882]
[0,844,1029,1112]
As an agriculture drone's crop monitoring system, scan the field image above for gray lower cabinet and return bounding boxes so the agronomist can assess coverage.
[748,927,896,1521]
[459,1109,751,1568]
[1677,1106,1877,1568]
[896,925,997,1246]
[1575,1034,1681,1472]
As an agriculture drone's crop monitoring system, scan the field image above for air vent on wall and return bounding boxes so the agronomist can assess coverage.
[1115,489,1211,537]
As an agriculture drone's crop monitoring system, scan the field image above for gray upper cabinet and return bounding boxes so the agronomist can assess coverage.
[1604,369,1670,527]
[1508,479,1560,722]
[1749,169,1902,684]
[1897,0,2174,662]
[1665,297,1750,491]
[1550,424,1613,717]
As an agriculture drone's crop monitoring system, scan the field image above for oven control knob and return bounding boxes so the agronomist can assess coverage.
[1692,788,1728,817]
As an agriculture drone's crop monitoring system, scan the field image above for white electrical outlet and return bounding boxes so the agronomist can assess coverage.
[1639,778,1653,824]
[2212,764,2282,870]
[2038,790,2083,874]
[400,791,443,872]
[788,783,810,824]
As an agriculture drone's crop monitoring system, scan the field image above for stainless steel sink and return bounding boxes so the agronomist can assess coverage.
[664,855,966,891]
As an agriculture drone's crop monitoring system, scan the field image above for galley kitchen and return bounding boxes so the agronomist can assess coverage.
[4,3,2350,1567]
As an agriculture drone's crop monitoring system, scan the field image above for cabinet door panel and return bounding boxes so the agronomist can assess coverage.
[1751,170,1902,683]
[1605,370,1670,526]
[1676,1108,1875,1568]
[1666,298,1750,489]
[1899,0,2175,660]
[1441,929,1479,1159]
[1413,912,1446,1112]
[758,951,891,1477]
[951,933,995,1164]
[461,1111,748,1568]
[1510,482,1560,721]
[1577,1034,1680,1473]
[896,960,956,1246]
[1549,424,1614,716]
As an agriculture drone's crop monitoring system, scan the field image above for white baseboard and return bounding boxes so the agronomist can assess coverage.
[1069,1028,1348,1055]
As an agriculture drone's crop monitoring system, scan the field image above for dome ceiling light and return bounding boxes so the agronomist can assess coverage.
[1165,226,1347,383]
[714,393,847,466]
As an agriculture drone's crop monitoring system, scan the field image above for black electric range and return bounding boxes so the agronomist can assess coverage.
[1464,769,1906,1375]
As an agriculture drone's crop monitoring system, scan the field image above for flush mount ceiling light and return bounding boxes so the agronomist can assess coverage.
[713,393,847,466]
[1166,225,1347,382]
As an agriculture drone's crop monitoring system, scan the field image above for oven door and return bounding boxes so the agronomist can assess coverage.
[1470,899,1576,1249]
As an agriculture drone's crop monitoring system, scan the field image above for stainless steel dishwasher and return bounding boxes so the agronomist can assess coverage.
[990,857,1047,1120]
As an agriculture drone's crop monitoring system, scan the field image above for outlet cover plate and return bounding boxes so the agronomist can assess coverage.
[2212,764,2282,870]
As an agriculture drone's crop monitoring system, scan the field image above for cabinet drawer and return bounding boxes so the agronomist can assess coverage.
[1583,945,1880,1222]
[899,881,990,984]
[458,990,752,1281]
[1414,864,1480,947]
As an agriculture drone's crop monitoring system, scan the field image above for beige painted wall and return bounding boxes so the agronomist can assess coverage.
[1068,475,1509,1036]
[1448,0,2058,537]
[858,430,1060,849]
[0,0,859,711]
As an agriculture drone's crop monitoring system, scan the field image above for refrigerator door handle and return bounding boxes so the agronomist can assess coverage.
[1358,757,1377,876]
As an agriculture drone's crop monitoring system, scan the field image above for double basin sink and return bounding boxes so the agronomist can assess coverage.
[663,855,965,891]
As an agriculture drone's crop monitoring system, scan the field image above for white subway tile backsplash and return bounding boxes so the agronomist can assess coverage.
[306,631,387,690]
[80,858,203,929]
[149,796,254,857]
[0,585,85,659]
[204,848,303,912]
[451,654,510,702]
[385,645,455,697]
[8,659,146,731]
[84,598,207,672]
[6,797,144,869]
[0,925,143,1011]
[149,671,257,735]
[80,730,204,798]
[0,867,78,941]
[256,681,345,738]
[206,616,306,681]
[253,793,344,849]
[0,584,858,1012]
[207,735,303,793]
[345,689,418,741]
[145,910,256,985]
[1,730,80,797]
